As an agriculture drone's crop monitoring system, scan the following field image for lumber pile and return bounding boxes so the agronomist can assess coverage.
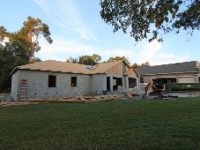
[0,102,39,107]
[0,95,124,107]
[29,97,85,103]
[29,95,124,103]
[89,95,124,102]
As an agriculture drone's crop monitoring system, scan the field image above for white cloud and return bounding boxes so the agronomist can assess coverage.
[35,37,190,66]
[35,37,93,61]
[34,0,190,66]
[130,40,191,65]
[34,0,96,40]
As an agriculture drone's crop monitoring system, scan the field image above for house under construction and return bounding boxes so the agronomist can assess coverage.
[11,60,139,101]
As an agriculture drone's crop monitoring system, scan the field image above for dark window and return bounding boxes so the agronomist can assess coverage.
[129,78,137,88]
[162,78,176,83]
[71,77,77,86]
[140,77,144,83]
[107,77,110,91]
[113,77,122,90]
[48,75,56,87]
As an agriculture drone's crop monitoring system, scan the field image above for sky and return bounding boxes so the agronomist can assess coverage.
[0,0,199,65]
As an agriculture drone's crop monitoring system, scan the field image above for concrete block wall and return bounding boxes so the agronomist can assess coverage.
[11,70,139,101]
[11,70,93,101]
[106,73,139,90]
[11,71,20,101]
[90,74,106,95]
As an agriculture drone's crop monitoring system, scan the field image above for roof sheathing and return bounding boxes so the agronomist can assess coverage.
[11,60,127,75]
[104,60,123,73]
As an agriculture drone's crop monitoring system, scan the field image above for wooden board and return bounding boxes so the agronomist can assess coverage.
[0,95,125,107]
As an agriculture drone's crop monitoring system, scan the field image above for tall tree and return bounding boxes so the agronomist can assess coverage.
[1,16,53,61]
[17,16,53,60]
[100,0,200,42]
[0,16,52,92]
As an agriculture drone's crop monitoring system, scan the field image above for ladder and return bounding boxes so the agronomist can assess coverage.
[19,79,28,101]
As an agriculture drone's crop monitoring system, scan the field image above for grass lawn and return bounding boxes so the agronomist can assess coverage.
[1,97,200,150]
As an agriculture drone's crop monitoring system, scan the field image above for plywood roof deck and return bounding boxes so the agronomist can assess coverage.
[11,60,139,76]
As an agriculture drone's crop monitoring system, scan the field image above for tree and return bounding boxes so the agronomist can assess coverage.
[0,16,52,92]
[0,16,53,61]
[0,40,29,92]
[17,16,53,60]
[132,63,140,69]
[79,55,96,65]
[30,57,42,63]
[106,56,130,64]
[100,0,200,42]
[92,54,101,64]
[141,61,150,66]
[132,61,150,69]
[66,54,101,65]
[66,57,78,63]
[0,26,7,42]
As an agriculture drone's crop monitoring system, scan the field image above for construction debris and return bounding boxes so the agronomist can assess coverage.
[2,87,199,107]
[73,87,86,101]
[0,93,13,102]
[29,95,124,103]
[128,87,143,97]
[0,95,124,107]
[0,102,39,107]
[116,86,143,98]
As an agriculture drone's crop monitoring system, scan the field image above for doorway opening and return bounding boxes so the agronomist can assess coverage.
[107,77,110,91]
[113,77,122,90]
[129,78,136,88]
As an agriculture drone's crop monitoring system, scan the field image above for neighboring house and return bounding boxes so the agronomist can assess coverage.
[136,61,200,84]
[11,60,139,101]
